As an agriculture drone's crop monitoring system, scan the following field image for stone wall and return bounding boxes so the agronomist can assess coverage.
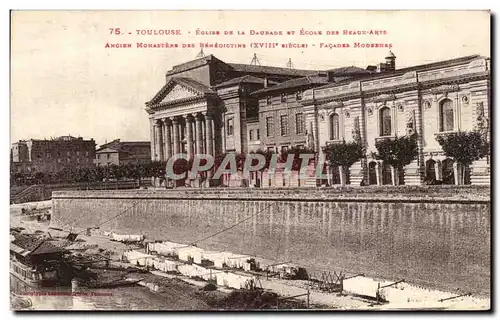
[52,187,490,295]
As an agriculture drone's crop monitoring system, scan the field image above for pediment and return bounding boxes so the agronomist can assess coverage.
[160,83,201,104]
[97,147,118,153]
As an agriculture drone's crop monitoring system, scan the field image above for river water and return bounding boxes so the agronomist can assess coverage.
[10,275,172,310]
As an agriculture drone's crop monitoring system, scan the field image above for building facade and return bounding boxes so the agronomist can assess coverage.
[11,136,96,173]
[145,55,320,175]
[302,54,490,186]
[145,53,490,186]
[95,139,151,166]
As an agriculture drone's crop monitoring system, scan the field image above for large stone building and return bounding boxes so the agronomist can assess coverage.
[11,136,96,173]
[145,55,324,162]
[303,54,491,186]
[146,52,490,186]
[94,139,151,166]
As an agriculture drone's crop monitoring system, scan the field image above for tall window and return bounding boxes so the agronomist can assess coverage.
[439,99,454,132]
[266,117,274,137]
[330,113,340,140]
[227,118,234,136]
[256,129,260,140]
[379,107,392,136]
[249,130,254,141]
[296,91,303,101]
[280,115,289,136]
[295,113,305,134]
[280,93,287,103]
[266,96,272,105]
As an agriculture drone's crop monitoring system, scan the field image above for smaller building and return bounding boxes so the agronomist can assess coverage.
[95,139,151,166]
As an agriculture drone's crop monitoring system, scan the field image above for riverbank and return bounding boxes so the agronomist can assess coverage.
[12,200,490,310]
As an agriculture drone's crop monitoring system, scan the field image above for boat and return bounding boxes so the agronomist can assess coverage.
[85,277,144,289]
[10,234,73,287]
[10,258,59,287]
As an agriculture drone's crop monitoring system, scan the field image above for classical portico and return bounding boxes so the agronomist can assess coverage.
[146,77,218,163]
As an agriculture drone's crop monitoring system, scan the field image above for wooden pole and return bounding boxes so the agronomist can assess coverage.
[306,289,310,309]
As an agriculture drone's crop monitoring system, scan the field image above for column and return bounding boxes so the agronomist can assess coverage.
[155,119,164,161]
[453,162,461,185]
[172,117,180,155]
[206,114,214,181]
[177,120,183,154]
[164,118,172,160]
[150,118,156,161]
[205,114,214,157]
[195,114,204,155]
[375,161,382,186]
[435,160,443,181]
[186,116,194,159]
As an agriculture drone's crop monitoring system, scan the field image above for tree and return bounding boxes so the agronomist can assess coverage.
[436,131,489,185]
[323,140,364,186]
[34,171,46,185]
[149,161,167,187]
[372,135,418,186]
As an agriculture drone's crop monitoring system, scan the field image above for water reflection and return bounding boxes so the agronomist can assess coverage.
[10,275,172,311]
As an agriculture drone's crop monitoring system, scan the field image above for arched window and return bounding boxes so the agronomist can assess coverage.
[330,113,340,140]
[379,107,392,136]
[439,99,454,132]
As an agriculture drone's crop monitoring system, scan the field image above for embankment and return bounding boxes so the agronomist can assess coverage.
[51,186,491,296]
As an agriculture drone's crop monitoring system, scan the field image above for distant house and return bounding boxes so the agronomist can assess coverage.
[11,136,96,173]
[94,139,151,166]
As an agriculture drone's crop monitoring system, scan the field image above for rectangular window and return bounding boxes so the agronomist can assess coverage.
[85,151,89,156]
[295,113,305,134]
[67,151,70,156]
[76,151,80,156]
[280,115,289,136]
[266,96,272,105]
[280,93,287,103]
[107,154,111,160]
[249,130,254,141]
[227,118,234,136]
[281,146,289,154]
[296,91,303,101]
[266,117,274,137]
[296,144,304,150]
[256,129,260,140]
[267,147,275,153]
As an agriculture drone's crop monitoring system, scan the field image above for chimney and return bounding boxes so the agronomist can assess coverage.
[385,50,396,72]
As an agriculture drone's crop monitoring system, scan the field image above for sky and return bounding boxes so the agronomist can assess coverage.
[10,10,490,147]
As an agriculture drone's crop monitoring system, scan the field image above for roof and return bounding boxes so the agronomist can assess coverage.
[252,75,330,95]
[97,140,150,153]
[174,77,214,94]
[228,63,318,77]
[166,54,222,76]
[164,54,318,79]
[327,66,372,75]
[11,234,66,256]
[315,54,485,90]
[215,75,278,88]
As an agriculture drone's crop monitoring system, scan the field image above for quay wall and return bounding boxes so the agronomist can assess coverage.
[51,187,491,296]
